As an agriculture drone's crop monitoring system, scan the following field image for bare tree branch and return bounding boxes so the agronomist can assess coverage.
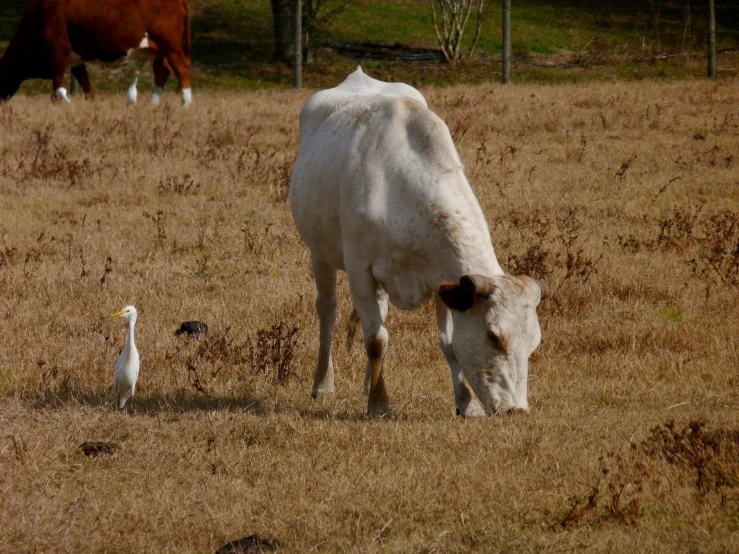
[428,0,485,65]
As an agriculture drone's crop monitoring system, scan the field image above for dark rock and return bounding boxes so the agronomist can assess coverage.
[215,535,280,554]
[175,321,209,337]
[79,441,119,457]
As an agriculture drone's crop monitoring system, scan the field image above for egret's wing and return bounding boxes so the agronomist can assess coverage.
[118,385,132,409]
[114,348,127,409]
[115,348,125,373]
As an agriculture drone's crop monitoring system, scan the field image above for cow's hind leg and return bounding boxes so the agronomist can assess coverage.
[71,64,94,100]
[435,294,485,417]
[150,56,170,105]
[348,268,390,417]
[163,51,192,106]
[311,254,337,398]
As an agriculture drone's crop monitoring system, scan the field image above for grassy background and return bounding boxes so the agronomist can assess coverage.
[1,2,739,552]
[1,0,739,94]
[0,78,738,552]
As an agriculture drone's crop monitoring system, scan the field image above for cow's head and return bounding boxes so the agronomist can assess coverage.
[0,60,21,100]
[438,274,548,415]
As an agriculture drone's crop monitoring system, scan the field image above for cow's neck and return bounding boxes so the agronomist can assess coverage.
[439,225,503,281]
[430,175,504,282]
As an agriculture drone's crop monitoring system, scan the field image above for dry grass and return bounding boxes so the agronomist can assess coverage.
[0,79,738,553]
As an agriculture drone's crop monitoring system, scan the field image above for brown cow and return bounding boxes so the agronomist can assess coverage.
[0,0,192,105]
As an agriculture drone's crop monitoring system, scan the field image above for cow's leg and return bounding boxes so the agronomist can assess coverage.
[435,294,485,417]
[163,51,192,107]
[50,64,70,103]
[45,13,71,103]
[71,64,94,101]
[311,254,337,398]
[150,56,170,105]
[363,287,388,396]
[348,268,390,417]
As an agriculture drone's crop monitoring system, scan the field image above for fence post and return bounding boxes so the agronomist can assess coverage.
[502,0,511,84]
[294,0,302,89]
[707,0,716,78]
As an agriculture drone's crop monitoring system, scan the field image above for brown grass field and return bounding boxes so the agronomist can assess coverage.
[1,77,738,553]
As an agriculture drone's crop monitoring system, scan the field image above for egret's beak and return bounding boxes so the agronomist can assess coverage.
[112,310,127,317]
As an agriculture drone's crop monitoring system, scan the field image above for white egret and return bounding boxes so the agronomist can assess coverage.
[126,76,138,106]
[112,305,139,410]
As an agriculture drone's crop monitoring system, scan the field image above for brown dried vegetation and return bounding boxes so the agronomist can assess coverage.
[559,421,739,531]
[0,81,738,552]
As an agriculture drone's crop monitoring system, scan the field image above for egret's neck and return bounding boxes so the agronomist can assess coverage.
[127,316,137,348]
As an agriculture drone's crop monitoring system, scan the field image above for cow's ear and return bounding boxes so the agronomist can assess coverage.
[438,283,475,312]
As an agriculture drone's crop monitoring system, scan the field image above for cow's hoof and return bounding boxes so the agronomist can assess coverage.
[181,88,193,107]
[367,384,390,417]
[310,386,334,399]
[54,87,71,103]
[457,401,486,418]
[367,407,390,418]
[311,370,334,399]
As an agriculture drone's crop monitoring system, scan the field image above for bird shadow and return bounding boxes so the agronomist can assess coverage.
[130,390,268,416]
[26,387,267,416]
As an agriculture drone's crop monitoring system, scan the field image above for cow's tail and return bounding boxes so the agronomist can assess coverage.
[345,308,361,350]
[182,0,191,58]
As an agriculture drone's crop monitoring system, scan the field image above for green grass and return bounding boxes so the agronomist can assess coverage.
[661,306,684,324]
[1,0,738,92]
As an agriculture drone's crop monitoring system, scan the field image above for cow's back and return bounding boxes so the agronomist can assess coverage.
[2,0,187,64]
[291,69,496,302]
[297,66,427,144]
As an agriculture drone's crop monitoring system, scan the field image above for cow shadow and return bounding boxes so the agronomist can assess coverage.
[23,386,387,421]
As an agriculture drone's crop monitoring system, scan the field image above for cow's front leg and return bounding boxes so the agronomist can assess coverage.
[362,287,388,397]
[311,254,337,398]
[51,69,70,103]
[46,18,71,103]
[348,267,390,417]
[435,294,485,417]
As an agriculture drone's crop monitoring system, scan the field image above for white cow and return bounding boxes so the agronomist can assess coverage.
[290,67,549,417]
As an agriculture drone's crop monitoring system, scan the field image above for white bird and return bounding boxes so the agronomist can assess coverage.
[126,76,138,106]
[112,305,139,409]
